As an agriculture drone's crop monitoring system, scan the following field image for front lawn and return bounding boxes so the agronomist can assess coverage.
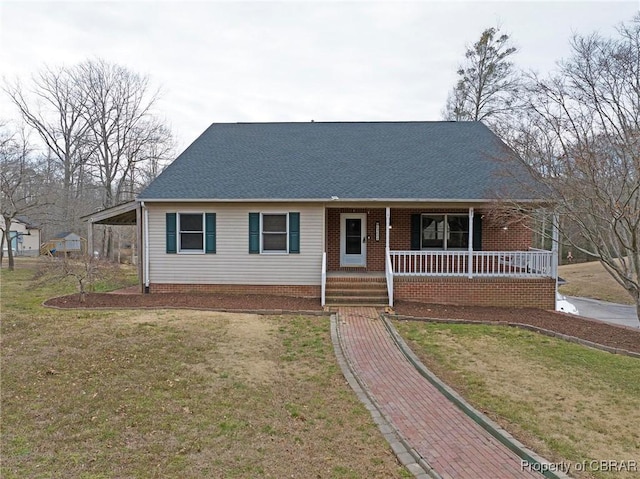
[395,321,640,479]
[1,259,406,478]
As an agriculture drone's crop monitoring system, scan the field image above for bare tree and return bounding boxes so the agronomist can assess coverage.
[443,26,522,135]
[74,60,172,258]
[4,59,173,259]
[509,15,640,318]
[4,66,92,226]
[0,124,48,270]
[77,60,172,208]
[36,254,118,302]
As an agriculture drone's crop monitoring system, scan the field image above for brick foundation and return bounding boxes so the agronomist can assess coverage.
[149,283,321,298]
[394,277,555,309]
[149,279,554,309]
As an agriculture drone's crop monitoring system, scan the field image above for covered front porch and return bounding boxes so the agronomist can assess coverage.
[321,205,558,308]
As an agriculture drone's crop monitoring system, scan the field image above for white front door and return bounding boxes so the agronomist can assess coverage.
[340,213,367,267]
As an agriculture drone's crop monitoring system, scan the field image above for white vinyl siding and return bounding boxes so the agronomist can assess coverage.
[2,221,40,256]
[147,203,323,285]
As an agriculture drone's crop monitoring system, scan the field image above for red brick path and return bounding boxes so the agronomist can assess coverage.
[337,307,543,479]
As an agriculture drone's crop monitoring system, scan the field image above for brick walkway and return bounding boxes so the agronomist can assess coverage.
[336,307,543,479]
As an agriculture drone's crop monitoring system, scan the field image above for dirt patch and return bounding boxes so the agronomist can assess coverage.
[215,314,279,385]
[393,300,640,354]
[110,310,279,385]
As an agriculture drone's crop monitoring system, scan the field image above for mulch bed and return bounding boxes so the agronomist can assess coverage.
[44,292,323,313]
[393,300,640,354]
[44,293,640,354]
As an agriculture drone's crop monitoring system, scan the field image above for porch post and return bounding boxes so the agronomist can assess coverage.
[468,207,474,279]
[87,220,93,259]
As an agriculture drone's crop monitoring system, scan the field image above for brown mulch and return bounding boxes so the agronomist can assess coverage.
[44,292,323,313]
[393,300,640,354]
[44,292,640,354]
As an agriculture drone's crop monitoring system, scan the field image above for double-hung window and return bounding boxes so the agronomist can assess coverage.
[248,212,300,254]
[262,213,288,253]
[421,214,469,250]
[179,213,204,252]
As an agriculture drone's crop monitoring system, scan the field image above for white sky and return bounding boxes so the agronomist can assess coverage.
[1,0,639,150]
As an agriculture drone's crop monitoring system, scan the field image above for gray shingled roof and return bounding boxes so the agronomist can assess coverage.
[138,121,540,201]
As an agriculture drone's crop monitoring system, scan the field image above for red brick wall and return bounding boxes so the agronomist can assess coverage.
[388,209,532,251]
[394,277,555,309]
[149,280,554,309]
[481,215,532,251]
[326,208,386,272]
[149,283,320,298]
[326,208,534,271]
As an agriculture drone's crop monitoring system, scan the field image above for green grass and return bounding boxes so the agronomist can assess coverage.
[1,258,406,478]
[558,261,635,305]
[396,321,640,479]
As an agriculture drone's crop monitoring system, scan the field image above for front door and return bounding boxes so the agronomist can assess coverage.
[340,214,366,267]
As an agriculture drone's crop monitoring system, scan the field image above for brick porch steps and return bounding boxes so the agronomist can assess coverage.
[325,277,389,307]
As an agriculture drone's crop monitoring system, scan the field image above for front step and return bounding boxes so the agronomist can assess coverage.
[325,277,388,306]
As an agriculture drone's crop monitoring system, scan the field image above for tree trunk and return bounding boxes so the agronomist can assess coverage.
[4,217,15,271]
[0,229,4,268]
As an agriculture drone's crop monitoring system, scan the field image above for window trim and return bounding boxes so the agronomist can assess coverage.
[178,212,205,254]
[421,213,470,251]
[260,212,289,254]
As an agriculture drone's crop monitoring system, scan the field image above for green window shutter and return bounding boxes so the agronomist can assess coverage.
[205,213,216,254]
[472,214,483,251]
[289,212,300,254]
[410,214,421,250]
[249,213,260,254]
[166,213,177,254]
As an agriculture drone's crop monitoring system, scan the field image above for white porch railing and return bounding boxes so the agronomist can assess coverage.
[385,247,394,307]
[321,252,327,307]
[390,250,555,278]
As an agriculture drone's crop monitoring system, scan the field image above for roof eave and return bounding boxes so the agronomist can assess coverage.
[136,197,549,204]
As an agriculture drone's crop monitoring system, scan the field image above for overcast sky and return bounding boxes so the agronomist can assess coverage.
[1,1,638,151]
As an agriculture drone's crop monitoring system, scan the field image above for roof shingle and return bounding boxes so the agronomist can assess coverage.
[138,121,538,201]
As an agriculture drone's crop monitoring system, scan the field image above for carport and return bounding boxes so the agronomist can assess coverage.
[82,201,145,292]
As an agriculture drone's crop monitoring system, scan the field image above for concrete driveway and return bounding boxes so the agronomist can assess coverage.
[568,296,639,329]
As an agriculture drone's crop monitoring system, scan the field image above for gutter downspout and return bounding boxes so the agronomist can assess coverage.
[552,213,559,310]
[141,201,150,293]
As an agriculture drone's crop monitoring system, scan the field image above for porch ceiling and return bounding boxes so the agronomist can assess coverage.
[324,200,529,209]
[82,201,138,225]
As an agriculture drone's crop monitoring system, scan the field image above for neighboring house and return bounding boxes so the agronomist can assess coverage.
[86,122,558,309]
[2,215,41,257]
[47,232,84,255]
